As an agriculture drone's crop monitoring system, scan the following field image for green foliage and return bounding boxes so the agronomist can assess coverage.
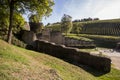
[29,14,44,33]
[64,34,93,42]
[0,0,54,43]
[72,19,120,36]
[46,19,120,36]
[61,14,72,22]
[61,21,73,33]
[61,14,73,35]
[12,13,25,34]
[78,34,120,48]
[46,23,61,31]
[0,35,27,48]
[0,4,9,35]
[72,22,83,34]
[79,34,120,42]
[11,36,27,48]
[29,14,40,23]
[0,4,25,35]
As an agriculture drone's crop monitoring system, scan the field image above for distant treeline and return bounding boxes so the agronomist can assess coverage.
[46,17,99,26]
[73,17,99,22]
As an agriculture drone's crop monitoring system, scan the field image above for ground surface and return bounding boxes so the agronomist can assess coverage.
[80,48,120,70]
[0,39,120,80]
[99,49,120,70]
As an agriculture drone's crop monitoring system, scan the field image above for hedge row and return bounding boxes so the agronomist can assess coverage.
[34,40,111,73]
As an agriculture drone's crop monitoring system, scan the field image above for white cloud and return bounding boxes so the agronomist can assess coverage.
[94,0,120,19]
[63,0,120,20]
[43,0,120,25]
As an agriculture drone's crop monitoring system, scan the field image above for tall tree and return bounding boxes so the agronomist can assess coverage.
[74,23,82,35]
[61,14,73,35]
[0,0,54,44]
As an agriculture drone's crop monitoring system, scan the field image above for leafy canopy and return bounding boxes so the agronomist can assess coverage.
[61,14,73,35]
[0,0,54,43]
[0,5,25,35]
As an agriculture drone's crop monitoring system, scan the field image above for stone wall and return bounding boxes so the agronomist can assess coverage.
[29,22,43,33]
[34,40,111,73]
[64,37,95,48]
[22,30,37,45]
[36,28,95,48]
[40,28,51,41]
[50,31,64,44]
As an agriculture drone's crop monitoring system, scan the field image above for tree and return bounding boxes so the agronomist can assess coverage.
[0,5,25,35]
[74,23,82,35]
[0,0,54,44]
[0,5,9,35]
[61,14,73,35]
[12,13,25,34]
[29,14,40,23]
[29,14,44,33]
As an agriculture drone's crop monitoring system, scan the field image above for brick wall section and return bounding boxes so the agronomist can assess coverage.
[34,40,111,73]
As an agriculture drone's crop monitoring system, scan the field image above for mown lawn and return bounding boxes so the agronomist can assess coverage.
[0,39,120,80]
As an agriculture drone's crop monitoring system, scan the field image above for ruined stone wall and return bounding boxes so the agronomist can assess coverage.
[29,22,43,33]
[34,40,111,73]
[22,30,37,45]
[50,31,64,44]
[64,37,95,48]
[40,28,51,41]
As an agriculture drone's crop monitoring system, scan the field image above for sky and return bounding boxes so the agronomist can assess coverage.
[25,0,120,25]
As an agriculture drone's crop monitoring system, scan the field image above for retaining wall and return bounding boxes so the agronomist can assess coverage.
[34,40,111,72]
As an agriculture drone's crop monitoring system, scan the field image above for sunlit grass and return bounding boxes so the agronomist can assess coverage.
[0,39,120,80]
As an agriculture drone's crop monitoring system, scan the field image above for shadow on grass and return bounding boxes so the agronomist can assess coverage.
[78,64,107,77]
[62,59,108,77]
[26,44,109,77]
[26,45,108,77]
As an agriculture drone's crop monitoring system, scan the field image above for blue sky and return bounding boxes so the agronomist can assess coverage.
[24,0,120,25]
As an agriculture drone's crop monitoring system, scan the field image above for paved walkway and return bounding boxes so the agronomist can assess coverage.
[99,49,120,70]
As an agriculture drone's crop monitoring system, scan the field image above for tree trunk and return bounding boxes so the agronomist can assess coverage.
[7,1,14,44]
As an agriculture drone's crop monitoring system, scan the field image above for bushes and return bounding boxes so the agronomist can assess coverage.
[11,36,27,48]
[34,40,111,73]
[0,35,27,48]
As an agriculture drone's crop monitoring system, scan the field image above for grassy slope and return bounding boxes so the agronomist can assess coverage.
[66,34,120,42]
[0,39,120,80]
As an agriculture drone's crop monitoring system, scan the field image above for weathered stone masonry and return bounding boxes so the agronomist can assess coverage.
[34,40,111,73]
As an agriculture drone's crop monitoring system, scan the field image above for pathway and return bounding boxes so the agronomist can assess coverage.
[99,49,120,70]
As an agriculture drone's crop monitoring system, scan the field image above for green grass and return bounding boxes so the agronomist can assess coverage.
[64,33,93,41]
[78,34,120,41]
[67,33,120,41]
[0,39,120,80]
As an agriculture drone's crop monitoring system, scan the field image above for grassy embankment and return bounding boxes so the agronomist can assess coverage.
[0,39,120,80]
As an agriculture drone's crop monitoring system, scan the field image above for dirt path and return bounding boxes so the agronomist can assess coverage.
[99,49,120,70]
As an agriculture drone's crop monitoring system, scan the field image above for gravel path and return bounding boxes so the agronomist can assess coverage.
[99,49,120,70]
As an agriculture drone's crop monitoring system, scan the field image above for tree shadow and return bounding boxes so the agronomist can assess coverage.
[62,59,108,77]
[27,48,108,77]
[78,64,107,76]
[26,42,110,77]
